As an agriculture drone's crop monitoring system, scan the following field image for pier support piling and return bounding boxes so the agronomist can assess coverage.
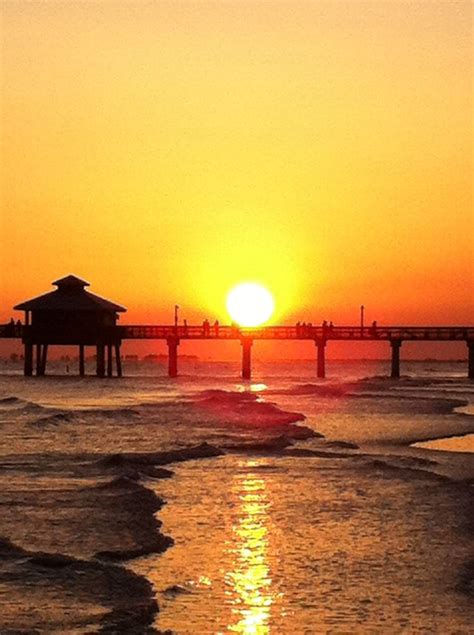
[167,337,179,377]
[241,338,253,380]
[390,339,402,378]
[79,345,85,377]
[468,341,474,380]
[115,343,122,377]
[41,344,48,376]
[107,344,113,377]
[96,344,105,378]
[316,340,326,378]
[36,344,43,376]
[24,343,33,376]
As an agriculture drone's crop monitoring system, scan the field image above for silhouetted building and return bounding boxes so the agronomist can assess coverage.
[14,275,126,377]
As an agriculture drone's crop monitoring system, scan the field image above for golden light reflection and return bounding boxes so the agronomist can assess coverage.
[226,469,274,634]
[236,384,268,393]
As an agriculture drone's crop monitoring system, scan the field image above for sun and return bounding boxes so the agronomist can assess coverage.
[226,283,275,327]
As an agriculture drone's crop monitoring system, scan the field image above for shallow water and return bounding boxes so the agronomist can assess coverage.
[0,360,473,632]
[137,455,474,634]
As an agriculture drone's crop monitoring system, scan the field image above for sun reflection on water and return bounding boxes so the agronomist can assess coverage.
[226,466,275,634]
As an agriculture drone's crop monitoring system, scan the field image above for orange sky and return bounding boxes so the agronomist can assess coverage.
[1,1,473,333]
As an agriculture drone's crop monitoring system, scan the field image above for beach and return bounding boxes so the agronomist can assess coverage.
[0,359,473,633]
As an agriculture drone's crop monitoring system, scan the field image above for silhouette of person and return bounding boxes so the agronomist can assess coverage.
[203,319,210,336]
[214,320,219,336]
[370,320,378,337]
[296,321,301,337]
[329,321,334,332]
[183,319,188,335]
[322,320,328,336]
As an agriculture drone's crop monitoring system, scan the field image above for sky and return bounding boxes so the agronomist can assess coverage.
[1,0,472,348]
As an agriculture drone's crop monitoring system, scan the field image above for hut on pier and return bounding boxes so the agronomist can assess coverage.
[14,275,126,377]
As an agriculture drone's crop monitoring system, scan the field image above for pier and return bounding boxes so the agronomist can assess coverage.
[1,276,473,380]
[1,321,473,380]
[119,324,474,380]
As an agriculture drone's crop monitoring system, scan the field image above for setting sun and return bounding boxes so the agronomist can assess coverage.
[226,283,275,327]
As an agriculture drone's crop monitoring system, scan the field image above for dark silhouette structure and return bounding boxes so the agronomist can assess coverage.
[12,275,126,377]
[1,275,473,380]
[116,324,474,380]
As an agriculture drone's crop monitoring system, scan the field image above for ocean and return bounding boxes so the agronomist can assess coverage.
[0,359,473,633]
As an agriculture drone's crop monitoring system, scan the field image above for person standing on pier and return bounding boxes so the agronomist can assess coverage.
[370,320,378,337]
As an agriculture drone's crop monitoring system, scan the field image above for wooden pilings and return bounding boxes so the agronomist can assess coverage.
[468,341,474,380]
[241,338,253,380]
[390,339,402,378]
[24,342,33,376]
[96,344,105,377]
[115,343,122,377]
[31,343,48,376]
[316,339,326,378]
[41,345,48,375]
[107,344,113,377]
[167,337,179,377]
[21,341,122,377]
[35,344,42,376]
[79,345,85,376]
[96,342,122,378]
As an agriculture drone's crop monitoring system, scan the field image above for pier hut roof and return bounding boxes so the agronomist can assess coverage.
[14,275,126,312]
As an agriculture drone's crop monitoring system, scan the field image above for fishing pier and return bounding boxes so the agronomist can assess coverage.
[1,276,473,380]
[119,324,474,380]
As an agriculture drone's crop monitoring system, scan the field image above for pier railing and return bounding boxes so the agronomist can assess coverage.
[2,323,473,342]
[118,324,474,342]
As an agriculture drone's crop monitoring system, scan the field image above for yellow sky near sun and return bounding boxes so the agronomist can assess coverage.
[1,1,472,325]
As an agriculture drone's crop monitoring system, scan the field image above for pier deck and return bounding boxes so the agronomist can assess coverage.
[1,323,473,379]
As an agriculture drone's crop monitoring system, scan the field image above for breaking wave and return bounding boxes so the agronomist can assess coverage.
[193,388,306,426]
[0,396,24,405]
[0,537,159,632]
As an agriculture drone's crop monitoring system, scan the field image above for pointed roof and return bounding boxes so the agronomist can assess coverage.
[52,274,90,288]
[14,275,126,312]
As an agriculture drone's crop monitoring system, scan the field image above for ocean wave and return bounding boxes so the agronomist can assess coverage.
[98,441,225,469]
[87,407,140,418]
[193,388,307,426]
[267,383,352,397]
[95,532,174,562]
[0,396,45,412]
[358,375,474,389]
[0,396,24,405]
[354,395,469,415]
[0,536,159,632]
[27,406,141,427]
[221,434,295,453]
[29,412,76,426]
